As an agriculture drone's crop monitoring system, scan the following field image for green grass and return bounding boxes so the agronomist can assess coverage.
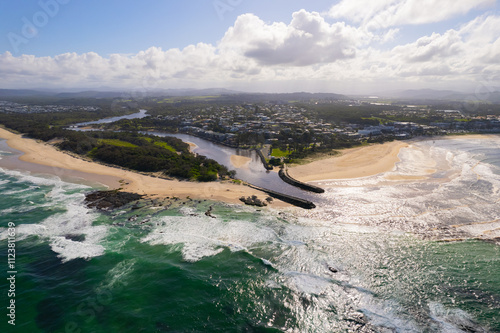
[362,116,391,124]
[271,148,291,158]
[153,141,176,153]
[134,137,177,152]
[98,139,138,148]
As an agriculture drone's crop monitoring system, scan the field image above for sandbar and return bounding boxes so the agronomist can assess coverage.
[230,155,251,168]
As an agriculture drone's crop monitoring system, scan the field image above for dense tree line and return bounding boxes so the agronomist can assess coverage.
[91,144,228,181]
[0,111,232,182]
[102,117,181,133]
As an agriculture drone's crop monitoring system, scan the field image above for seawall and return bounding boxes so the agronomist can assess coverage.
[255,149,274,170]
[278,167,325,193]
[247,184,316,209]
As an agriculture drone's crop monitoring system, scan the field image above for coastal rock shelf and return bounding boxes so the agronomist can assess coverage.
[279,167,325,193]
[85,190,145,210]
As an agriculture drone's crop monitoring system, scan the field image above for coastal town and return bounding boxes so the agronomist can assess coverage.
[0,100,100,113]
[147,101,500,153]
[3,98,500,157]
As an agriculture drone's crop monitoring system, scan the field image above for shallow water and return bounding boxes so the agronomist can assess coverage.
[0,136,499,332]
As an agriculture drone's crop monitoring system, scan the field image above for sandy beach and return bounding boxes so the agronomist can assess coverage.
[0,128,275,206]
[0,127,411,202]
[5,125,492,206]
[288,141,409,182]
[230,155,251,168]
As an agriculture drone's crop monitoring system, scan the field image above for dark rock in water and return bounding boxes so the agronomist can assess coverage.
[239,195,268,207]
[328,265,338,273]
[131,203,145,210]
[205,205,216,218]
[65,234,85,242]
[85,190,144,211]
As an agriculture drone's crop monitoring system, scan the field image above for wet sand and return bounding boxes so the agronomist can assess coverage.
[230,155,251,168]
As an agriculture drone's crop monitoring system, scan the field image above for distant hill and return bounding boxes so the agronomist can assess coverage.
[485,91,500,103]
[0,88,346,102]
[386,89,464,100]
[0,89,52,97]
[153,88,241,97]
[217,92,347,103]
[56,91,125,98]
[375,89,500,104]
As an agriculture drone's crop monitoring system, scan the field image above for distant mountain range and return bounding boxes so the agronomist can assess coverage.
[0,88,346,102]
[0,88,242,99]
[376,89,500,103]
[1,88,499,103]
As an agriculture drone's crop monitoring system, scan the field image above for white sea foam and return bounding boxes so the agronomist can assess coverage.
[142,214,278,262]
[0,167,89,190]
[50,235,106,263]
[0,169,106,263]
[428,302,481,332]
[285,271,331,295]
[1,185,38,196]
[306,138,500,241]
[96,259,137,292]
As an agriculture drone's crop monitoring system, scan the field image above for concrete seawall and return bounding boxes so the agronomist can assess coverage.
[247,184,316,209]
[278,167,325,194]
[255,149,274,170]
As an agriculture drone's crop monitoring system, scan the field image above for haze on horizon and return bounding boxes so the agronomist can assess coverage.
[0,0,499,95]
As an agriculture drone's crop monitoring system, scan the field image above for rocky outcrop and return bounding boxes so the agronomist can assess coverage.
[85,190,144,210]
[239,195,268,207]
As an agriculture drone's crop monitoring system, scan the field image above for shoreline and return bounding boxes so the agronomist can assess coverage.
[2,127,496,206]
[288,141,409,182]
[0,127,283,207]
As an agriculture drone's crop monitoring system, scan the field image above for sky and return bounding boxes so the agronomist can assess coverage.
[0,0,499,94]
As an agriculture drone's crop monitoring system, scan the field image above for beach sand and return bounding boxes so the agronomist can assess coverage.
[230,155,251,168]
[187,142,198,152]
[0,128,277,206]
[288,141,409,182]
[4,126,493,206]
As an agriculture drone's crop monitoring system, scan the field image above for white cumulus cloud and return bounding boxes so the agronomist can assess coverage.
[0,9,499,93]
[328,0,496,29]
[219,10,363,66]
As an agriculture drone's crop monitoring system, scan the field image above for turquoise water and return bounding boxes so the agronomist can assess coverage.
[1,136,499,332]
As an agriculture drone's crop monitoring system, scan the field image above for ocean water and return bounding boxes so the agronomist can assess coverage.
[0,136,499,332]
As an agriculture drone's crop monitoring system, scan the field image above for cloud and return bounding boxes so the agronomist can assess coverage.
[219,10,361,66]
[395,30,463,63]
[328,0,496,29]
[0,10,499,93]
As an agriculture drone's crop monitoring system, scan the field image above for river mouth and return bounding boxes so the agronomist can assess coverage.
[68,113,500,242]
[69,110,322,204]
[145,131,321,201]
